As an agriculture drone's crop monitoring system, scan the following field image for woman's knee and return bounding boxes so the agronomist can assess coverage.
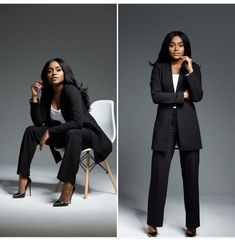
[24,125,46,140]
[65,129,81,140]
[24,125,37,135]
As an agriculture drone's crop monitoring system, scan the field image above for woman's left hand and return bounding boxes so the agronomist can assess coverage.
[181,56,193,74]
[40,129,50,151]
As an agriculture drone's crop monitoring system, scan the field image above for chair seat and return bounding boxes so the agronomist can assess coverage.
[82,148,92,153]
[54,147,92,154]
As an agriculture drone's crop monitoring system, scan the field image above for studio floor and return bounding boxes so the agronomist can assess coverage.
[118,194,235,238]
[1,162,235,238]
[0,162,117,237]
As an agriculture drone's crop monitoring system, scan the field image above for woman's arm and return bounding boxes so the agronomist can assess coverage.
[48,85,83,135]
[150,64,184,105]
[185,64,203,102]
[30,81,47,126]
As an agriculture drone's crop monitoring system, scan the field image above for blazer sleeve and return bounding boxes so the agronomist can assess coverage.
[150,64,184,105]
[185,64,203,102]
[30,98,47,126]
[48,85,83,135]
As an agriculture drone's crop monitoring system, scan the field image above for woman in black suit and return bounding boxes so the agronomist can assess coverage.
[13,58,112,207]
[147,31,203,237]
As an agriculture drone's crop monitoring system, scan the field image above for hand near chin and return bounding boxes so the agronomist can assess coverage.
[181,56,193,74]
[31,80,43,97]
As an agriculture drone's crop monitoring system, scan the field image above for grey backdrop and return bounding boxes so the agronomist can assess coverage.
[119,4,235,208]
[0,4,116,174]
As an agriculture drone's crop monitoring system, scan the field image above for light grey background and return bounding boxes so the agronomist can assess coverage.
[119,4,235,236]
[0,4,117,237]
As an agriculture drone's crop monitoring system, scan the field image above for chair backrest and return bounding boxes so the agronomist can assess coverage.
[90,100,116,143]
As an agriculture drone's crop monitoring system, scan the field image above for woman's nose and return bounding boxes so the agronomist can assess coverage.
[52,70,57,76]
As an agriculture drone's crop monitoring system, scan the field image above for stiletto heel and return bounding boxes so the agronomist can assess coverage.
[13,176,32,198]
[53,186,76,207]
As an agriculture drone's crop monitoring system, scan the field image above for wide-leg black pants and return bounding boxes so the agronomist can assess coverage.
[17,125,92,185]
[147,110,200,228]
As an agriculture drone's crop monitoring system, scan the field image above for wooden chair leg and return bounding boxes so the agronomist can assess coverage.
[55,181,62,192]
[103,159,117,193]
[84,153,90,199]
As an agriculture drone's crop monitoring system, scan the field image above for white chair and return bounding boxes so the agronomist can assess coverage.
[56,100,117,199]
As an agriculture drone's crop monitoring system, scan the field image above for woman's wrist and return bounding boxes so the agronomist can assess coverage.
[188,68,193,74]
[31,95,38,103]
[184,90,189,99]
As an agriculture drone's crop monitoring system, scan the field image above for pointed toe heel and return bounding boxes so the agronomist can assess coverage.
[12,176,32,199]
[186,228,196,237]
[53,186,75,207]
[147,226,158,237]
[53,200,70,207]
[147,231,158,237]
[12,192,26,198]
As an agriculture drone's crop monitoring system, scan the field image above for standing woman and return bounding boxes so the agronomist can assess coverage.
[147,31,203,237]
[13,58,112,207]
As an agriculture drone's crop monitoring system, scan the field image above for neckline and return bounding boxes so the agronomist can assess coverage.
[51,105,61,111]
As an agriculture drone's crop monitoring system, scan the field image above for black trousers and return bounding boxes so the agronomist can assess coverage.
[17,125,92,185]
[147,110,200,228]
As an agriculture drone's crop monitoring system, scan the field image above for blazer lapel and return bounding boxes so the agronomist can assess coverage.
[165,63,184,92]
[167,63,175,92]
[176,68,184,92]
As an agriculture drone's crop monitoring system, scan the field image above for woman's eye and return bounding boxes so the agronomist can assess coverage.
[57,69,62,72]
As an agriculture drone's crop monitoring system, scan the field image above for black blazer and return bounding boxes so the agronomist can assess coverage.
[30,83,112,163]
[150,62,203,151]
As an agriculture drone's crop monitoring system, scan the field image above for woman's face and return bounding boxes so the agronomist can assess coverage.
[47,61,64,85]
[168,35,185,60]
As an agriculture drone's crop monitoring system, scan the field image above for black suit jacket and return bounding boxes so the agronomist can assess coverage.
[150,62,203,151]
[30,83,112,163]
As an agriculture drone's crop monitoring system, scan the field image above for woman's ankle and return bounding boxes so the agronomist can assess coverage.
[60,181,74,202]
[148,225,157,232]
[18,174,29,192]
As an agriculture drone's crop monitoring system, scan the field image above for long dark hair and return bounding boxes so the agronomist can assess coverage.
[150,31,192,65]
[41,58,90,109]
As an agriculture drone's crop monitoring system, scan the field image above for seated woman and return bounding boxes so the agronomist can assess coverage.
[13,58,112,207]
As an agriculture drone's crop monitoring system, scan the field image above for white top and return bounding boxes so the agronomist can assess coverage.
[50,106,66,156]
[50,106,65,124]
[172,74,179,92]
[172,74,179,109]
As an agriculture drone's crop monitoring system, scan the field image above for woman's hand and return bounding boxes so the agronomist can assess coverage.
[181,56,193,74]
[184,90,190,100]
[31,81,43,102]
[39,129,50,151]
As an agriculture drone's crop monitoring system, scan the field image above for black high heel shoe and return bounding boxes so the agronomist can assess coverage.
[185,228,196,237]
[13,176,32,198]
[53,186,76,207]
[147,226,158,237]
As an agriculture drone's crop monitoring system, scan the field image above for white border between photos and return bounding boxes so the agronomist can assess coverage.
[116,1,119,239]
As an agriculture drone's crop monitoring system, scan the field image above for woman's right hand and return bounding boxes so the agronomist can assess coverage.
[184,90,190,100]
[31,81,43,99]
